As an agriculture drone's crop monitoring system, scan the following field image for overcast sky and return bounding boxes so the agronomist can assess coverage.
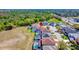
[0,0,79,9]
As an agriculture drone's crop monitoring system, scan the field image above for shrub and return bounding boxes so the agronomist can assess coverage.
[58,40,68,50]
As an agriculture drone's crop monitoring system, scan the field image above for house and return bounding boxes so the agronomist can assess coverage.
[62,17,69,22]
[48,26,57,33]
[58,22,67,27]
[43,21,48,26]
[40,26,48,32]
[41,38,56,45]
[39,22,43,26]
[62,27,77,36]
[68,32,79,41]
[68,35,75,41]
[42,32,51,39]
[35,29,42,35]
[64,18,79,26]
[32,23,41,29]
[49,22,56,27]
[74,18,79,23]
[41,38,58,50]
[53,32,63,41]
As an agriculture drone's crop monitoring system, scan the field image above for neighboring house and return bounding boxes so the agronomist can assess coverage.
[53,32,63,41]
[48,26,57,33]
[42,32,51,39]
[58,22,67,27]
[41,38,57,50]
[74,18,79,23]
[35,29,42,35]
[39,22,43,26]
[40,26,48,32]
[68,18,79,24]
[32,23,41,29]
[41,38,56,45]
[49,22,56,27]
[61,17,69,22]
[42,21,48,26]
[68,32,79,41]
[62,27,77,36]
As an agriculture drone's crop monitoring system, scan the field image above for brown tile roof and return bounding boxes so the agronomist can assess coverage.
[41,38,56,45]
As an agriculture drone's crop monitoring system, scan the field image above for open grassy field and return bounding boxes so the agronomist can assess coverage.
[0,27,34,50]
[48,18,62,23]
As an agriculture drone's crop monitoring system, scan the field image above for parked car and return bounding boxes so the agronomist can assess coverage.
[32,40,42,50]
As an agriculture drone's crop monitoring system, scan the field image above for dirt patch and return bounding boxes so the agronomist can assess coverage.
[0,27,34,50]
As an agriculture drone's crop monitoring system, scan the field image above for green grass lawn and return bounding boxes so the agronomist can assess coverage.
[62,34,68,40]
[48,18,62,23]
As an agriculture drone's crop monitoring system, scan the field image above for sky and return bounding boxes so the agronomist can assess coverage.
[0,0,79,9]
